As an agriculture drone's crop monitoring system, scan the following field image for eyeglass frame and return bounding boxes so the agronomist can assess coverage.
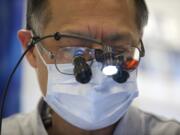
[32,32,145,59]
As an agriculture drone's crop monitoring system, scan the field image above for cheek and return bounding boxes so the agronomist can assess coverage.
[36,54,48,96]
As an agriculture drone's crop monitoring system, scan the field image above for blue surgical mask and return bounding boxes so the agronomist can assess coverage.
[43,61,139,130]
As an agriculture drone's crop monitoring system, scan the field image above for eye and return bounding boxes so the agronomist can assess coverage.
[113,46,127,56]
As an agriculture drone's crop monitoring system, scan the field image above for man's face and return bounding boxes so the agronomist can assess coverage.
[33,0,140,95]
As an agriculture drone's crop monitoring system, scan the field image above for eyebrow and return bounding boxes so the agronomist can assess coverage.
[60,31,102,45]
[103,32,135,44]
[61,30,134,44]
[61,31,93,38]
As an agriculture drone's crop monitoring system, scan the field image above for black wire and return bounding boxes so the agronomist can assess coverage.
[0,44,34,135]
[0,34,55,134]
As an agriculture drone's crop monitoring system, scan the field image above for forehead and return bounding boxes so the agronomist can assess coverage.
[42,0,138,42]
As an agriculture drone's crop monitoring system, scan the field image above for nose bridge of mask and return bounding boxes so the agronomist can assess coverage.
[89,61,106,84]
[89,72,137,96]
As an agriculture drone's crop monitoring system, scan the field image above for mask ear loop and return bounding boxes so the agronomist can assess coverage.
[35,45,50,69]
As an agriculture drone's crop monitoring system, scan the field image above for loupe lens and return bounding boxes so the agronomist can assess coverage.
[113,69,130,83]
[73,56,92,83]
[73,49,92,83]
[95,49,104,62]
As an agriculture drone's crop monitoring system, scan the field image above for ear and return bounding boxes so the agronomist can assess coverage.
[18,29,37,68]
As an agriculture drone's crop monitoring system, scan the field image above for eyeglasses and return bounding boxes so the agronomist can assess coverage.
[33,32,145,75]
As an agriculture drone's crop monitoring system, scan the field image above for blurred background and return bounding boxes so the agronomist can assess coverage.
[0,0,24,117]
[0,0,180,121]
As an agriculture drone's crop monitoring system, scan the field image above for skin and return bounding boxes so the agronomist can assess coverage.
[18,0,141,135]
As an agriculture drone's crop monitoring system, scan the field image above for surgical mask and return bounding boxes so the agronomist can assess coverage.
[43,61,138,130]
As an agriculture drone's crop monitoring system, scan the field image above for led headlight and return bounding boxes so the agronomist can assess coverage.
[101,45,118,76]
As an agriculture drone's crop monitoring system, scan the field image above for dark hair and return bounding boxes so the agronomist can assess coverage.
[134,0,149,32]
[26,0,50,34]
[26,0,148,34]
